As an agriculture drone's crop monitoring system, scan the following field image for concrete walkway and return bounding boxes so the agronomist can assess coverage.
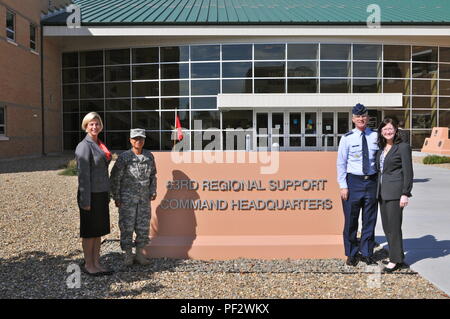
[375,160,450,296]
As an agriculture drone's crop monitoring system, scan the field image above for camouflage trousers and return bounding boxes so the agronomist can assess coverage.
[118,199,151,251]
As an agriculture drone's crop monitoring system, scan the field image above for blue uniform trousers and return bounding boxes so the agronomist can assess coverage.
[342,174,378,257]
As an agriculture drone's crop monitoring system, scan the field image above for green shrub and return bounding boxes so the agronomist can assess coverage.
[59,159,78,176]
[423,155,450,164]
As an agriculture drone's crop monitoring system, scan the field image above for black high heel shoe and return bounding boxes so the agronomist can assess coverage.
[382,263,402,273]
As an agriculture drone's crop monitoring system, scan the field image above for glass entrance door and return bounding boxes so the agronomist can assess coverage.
[255,110,350,151]
[255,111,284,150]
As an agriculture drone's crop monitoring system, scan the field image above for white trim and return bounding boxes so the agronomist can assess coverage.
[44,25,450,37]
[217,93,403,109]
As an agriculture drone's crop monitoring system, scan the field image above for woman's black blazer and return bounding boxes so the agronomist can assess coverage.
[376,142,414,201]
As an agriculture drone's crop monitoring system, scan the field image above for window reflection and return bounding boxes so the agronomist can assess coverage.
[288,61,317,77]
[222,44,252,60]
[287,44,318,60]
[320,44,350,60]
[254,44,285,60]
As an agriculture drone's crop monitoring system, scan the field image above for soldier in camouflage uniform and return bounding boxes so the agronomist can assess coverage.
[110,128,157,266]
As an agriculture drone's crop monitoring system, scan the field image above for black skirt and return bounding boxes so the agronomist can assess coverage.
[78,192,110,238]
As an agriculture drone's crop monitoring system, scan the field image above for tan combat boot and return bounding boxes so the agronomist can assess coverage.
[135,248,151,265]
[123,249,134,266]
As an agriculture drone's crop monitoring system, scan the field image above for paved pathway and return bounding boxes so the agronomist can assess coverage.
[375,161,450,296]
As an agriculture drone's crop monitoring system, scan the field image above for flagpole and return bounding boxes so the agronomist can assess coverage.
[173,108,177,149]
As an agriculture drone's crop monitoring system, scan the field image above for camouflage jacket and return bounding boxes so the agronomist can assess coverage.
[110,149,157,203]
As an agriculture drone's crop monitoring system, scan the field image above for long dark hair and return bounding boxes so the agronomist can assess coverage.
[377,117,403,149]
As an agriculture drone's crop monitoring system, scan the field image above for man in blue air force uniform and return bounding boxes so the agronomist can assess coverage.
[337,104,379,267]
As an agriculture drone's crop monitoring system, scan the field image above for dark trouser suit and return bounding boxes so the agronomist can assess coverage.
[379,199,404,263]
[342,174,378,257]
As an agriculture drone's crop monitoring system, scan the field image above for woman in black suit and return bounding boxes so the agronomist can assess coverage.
[376,117,413,273]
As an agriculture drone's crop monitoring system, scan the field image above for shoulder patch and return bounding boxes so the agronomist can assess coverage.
[344,131,354,137]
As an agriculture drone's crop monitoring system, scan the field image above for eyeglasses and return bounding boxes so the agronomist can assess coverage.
[352,115,368,119]
[381,128,396,132]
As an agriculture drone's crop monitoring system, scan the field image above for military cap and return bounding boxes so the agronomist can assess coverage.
[130,128,146,139]
[352,103,368,115]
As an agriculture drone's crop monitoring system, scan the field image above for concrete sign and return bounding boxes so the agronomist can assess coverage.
[147,152,344,260]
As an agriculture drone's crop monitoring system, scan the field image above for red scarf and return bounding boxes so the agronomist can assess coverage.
[97,139,111,161]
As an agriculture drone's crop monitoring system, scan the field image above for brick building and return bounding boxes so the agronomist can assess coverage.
[2,1,450,158]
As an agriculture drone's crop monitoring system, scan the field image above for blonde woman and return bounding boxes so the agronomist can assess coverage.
[75,112,113,276]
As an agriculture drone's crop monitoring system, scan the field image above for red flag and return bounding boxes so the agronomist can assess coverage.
[175,110,183,141]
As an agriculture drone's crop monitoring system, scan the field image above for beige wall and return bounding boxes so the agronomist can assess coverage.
[0,0,62,159]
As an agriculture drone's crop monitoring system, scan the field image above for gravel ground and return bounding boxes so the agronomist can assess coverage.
[0,155,448,299]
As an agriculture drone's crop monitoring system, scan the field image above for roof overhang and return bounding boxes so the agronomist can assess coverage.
[43,25,450,37]
[217,93,403,110]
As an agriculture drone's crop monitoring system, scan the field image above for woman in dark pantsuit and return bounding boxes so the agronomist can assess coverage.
[75,112,113,276]
[376,117,414,273]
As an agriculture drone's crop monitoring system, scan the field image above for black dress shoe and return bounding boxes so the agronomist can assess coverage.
[346,256,359,267]
[360,256,378,265]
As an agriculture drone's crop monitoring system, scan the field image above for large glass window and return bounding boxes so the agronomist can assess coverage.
[62,42,450,151]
